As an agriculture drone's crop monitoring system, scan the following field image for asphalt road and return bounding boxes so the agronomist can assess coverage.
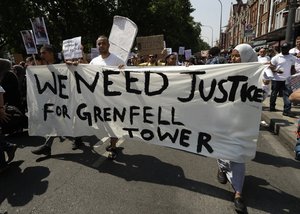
[0,126,300,214]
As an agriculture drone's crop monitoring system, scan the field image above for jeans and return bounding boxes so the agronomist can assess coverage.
[270,80,292,113]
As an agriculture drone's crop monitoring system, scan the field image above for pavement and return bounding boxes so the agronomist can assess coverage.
[261,96,299,153]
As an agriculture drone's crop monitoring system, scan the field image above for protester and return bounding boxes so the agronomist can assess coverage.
[164,53,177,66]
[31,45,83,157]
[269,42,296,117]
[127,54,139,66]
[25,55,42,66]
[89,35,125,159]
[1,65,23,112]
[257,48,271,63]
[39,44,60,65]
[12,65,27,113]
[0,58,17,173]
[289,36,300,73]
[0,62,28,135]
[271,46,280,58]
[205,47,227,64]
[257,48,272,100]
[217,43,257,213]
[182,56,197,66]
[139,54,162,66]
[90,36,124,67]
[288,88,300,161]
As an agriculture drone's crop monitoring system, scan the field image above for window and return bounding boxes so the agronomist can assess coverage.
[261,20,267,34]
[275,10,284,29]
[263,0,268,13]
[296,6,300,23]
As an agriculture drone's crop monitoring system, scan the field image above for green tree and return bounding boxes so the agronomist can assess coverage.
[116,0,207,53]
[0,0,207,57]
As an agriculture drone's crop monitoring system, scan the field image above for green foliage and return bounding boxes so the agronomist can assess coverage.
[0,0,207,57]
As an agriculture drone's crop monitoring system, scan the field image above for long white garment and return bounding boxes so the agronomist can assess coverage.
[216,43,257,194]
[217,159,245,193]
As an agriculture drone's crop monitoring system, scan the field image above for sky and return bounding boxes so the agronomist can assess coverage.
[190,0,236,46]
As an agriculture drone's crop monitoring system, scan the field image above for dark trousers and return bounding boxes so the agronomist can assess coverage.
[0,140,5,166]
[270,80,292,113]
[0,135,13,166]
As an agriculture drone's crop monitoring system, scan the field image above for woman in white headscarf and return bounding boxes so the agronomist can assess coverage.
[217,43,257,213]
[231,43,258,63]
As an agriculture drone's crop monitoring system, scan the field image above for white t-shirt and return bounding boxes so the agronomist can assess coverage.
[89,53,124,66]
[271,53,296,81]
[289,47,300,55]
[258,55,270,63]
[289,47,300,73]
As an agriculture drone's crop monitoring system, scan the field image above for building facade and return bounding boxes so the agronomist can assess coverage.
[223,0,300,50]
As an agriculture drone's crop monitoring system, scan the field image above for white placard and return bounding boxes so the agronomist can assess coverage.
[178,46,185,55]
[20,30,38,54]
[166,48,172,55]
[30,17,50,45]
[185,49,192,60]
[62,36,82,60]
[108,16,138,64]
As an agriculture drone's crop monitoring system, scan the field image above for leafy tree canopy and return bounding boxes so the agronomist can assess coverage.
[0,0,209,57]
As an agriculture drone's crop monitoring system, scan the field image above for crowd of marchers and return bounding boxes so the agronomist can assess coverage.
[1,35,300,214]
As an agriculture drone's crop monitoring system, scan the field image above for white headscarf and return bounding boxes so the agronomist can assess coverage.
[234,44,258,63]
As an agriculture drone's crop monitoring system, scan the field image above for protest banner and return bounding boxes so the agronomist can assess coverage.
[20,30,38,55]
[30,17,50,45]
[109,16,138,64]
[26,63,265,162]
[62,36,82,60]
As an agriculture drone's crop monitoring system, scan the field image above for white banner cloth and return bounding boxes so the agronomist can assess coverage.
[27,63,265,162]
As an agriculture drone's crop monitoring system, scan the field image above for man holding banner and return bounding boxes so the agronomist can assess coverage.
[31,45,84,156]
[90,35,124,67]
[90,35,125,159]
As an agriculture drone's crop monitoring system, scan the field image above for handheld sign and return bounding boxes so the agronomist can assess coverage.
[108,16,138,64]
[62,36,83,60]
[20,30,37,54]
[30,17,50,45]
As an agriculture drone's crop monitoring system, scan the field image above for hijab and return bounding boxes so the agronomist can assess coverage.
[234,44,258,63]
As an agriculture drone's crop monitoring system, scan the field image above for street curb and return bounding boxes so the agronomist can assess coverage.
[261,106,297,152]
